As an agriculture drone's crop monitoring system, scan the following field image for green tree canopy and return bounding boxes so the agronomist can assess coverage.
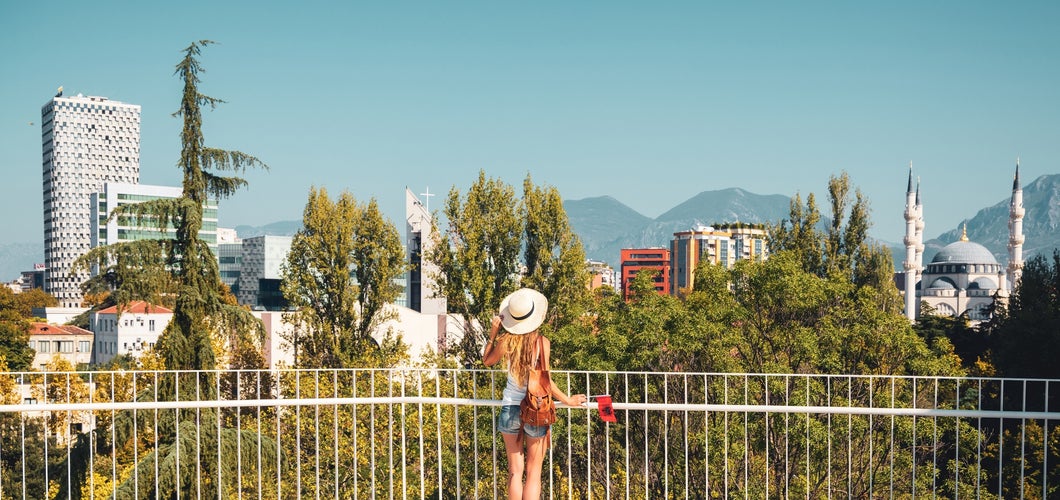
[428,171,590,365]
[281,187,407,368]
[74,40,268,373]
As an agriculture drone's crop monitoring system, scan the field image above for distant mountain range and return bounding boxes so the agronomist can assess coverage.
[2,175,1058,282]
[568,175,1060,268]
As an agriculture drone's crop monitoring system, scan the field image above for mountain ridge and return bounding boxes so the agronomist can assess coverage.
[3,176,1059,282]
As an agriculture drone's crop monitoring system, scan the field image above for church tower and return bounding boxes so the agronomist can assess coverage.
[1007,158,1025,289]
[902,164,922,320]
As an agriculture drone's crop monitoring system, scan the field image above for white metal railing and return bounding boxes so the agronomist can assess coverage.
[2,369,1058,499]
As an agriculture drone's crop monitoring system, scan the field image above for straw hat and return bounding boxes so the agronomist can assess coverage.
[499,288,548,335]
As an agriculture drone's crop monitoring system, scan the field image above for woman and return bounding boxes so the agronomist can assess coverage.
[482,288,587,500]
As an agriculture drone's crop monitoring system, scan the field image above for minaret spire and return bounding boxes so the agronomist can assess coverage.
[1008,157,1025,288]
[903,163,921,321]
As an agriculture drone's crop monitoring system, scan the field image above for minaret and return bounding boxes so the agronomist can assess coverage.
[1007,158,1025,289]
[903,164,919,321]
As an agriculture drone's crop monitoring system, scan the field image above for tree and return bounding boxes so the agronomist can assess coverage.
[428,171,522,363]
[769,172,897,305]
[0,288,35,370]
[62,41,276,500]
[281,188,407,367]
[520,175,591,332]
[74,40,268,372]
[986,251,1060,379]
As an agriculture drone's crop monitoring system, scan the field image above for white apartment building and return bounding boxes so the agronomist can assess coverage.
[91,182,219,253]
[90,301,173,364]
[41,92,141,307]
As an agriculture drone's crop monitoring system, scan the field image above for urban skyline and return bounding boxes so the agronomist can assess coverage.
[2,2,1059,255]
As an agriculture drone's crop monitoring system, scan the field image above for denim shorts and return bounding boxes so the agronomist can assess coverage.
[497,405,548,438]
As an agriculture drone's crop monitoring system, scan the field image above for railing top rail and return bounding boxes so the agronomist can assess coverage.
[7,367,1060,385]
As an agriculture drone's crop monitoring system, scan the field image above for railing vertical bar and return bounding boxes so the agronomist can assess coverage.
[784,374,790,500]
[275,371,282,499]
[90,372,97,500]
[826,375,832,500]
[743,374,748,500]
[435,372,442,500]
[764,374,770,500]
[645,373,650,498]
[868,376,874,497]
[847,376,852,499]
[889,376,895,499]
[953,378,960,500]
[21,404,27,500]
[372,370,380,498]
[388,371,395,500]
[400,370,408,500]
[112,372,118,500]
[605,371,612,500]
[156,371,161,500]
[1043,381,1050,500]
[704,373,710,499]
[352,370,359,498]
[331,371,338,500]
[216,371,223,500]
[315,370,322,500]
[582,371,590,500]
[418,372,426,500]
[724,374,729,499]
[625,373,631,500]
[998,379,1004,496]
[43,373,49,500]
[1020,378,1027,499]
[933,377,939,497]
[256,371,263,500]
[471,372,479,500]
[805,376,810,500]
[976,377,982,496]
[664,373,670,499]
[451,369,460,499]
[684,374,690,500]
[489,371,497,499]
[65,374,71,500]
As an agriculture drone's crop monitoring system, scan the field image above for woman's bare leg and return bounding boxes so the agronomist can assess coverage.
[502,432,525,500]
[523,434,548,499]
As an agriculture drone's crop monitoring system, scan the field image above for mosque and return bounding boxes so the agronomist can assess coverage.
[902,162,1025,322]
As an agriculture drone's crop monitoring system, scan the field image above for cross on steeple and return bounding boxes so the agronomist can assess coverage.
[420,187,435,212]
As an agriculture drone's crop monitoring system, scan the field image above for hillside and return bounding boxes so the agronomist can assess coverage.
[923,173,1060,264]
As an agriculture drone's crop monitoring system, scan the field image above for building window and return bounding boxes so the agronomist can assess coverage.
[149,320,155,331]
[60,341,74,353]
[79,341,90,353]
[39,341,50,353]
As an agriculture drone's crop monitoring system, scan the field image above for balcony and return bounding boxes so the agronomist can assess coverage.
[2,369,1058,498]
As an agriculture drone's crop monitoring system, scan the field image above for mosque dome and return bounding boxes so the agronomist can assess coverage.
[931,237,998,265]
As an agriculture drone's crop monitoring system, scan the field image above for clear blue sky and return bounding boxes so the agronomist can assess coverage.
[2,1,1058,248]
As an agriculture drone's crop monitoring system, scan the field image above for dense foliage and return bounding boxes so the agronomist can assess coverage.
[280,187,408,368]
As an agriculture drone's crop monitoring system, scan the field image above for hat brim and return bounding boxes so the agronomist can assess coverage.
[499,289,548,335]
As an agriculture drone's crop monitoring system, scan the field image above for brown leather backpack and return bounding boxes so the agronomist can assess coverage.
[520,335,557,427]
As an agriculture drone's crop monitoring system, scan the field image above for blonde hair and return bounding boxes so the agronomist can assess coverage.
[502,331,540,386]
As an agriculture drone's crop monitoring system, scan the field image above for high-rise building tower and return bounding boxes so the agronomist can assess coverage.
[41,92,141,307]
[1007,158,1025,289]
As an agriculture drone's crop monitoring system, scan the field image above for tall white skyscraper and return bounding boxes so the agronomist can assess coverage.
[41,92,141,307]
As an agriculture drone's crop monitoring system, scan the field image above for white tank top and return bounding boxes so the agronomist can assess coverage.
[501,372,526,405]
